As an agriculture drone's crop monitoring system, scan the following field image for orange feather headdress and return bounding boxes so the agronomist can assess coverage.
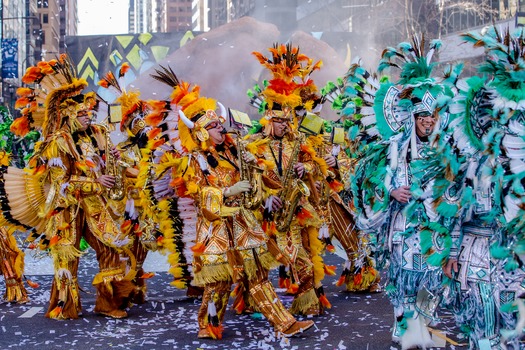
[250,43,324,123]
[13,54,90,138]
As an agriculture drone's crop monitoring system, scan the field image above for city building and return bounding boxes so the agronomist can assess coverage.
[1,0,40,108]
[1,0,76,111]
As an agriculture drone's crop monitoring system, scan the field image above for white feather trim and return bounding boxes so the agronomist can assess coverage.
[332,144,341,157]
[60,182,69,197]
[509,159,525,174]
[318,224,329,239]
[401,315,434,350]
[197,154,208,172]
[503,194,521,223]
[48,157,66,169]
[57,268,73,280]
[125,197,137,219]
[502,134,525,159]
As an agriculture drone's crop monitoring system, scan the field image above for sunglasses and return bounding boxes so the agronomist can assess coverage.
[205,121,222,130]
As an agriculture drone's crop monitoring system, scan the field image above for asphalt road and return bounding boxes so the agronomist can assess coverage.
[0,249,470,350]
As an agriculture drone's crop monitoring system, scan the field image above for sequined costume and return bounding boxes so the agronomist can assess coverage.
[3,55,135,319]
[247,43,332,316]
[98,65,159,304]
[250,127,327,316]
[0,226,29,303]
[335,37,458,348]
[436,27,525,349]
[143,70,313,339]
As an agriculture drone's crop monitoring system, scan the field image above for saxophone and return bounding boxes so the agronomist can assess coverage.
[274,133,310,232]
[96,124,126,201]
[233,131,264,209]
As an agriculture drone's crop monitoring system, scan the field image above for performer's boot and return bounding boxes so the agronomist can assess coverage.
[130,265,146,304]
[197,282,230,339]
[399,303,434,350]
[289,252,322,316]
[92,269,134,319]
[249,280,313,337]
[391,306,404,344]
[4,276,29,304]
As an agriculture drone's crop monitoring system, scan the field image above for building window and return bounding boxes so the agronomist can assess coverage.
[43,14,48,24]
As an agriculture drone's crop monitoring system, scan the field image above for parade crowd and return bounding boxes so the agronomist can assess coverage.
[0,25,525,350]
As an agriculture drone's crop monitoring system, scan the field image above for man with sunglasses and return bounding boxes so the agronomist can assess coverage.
[147,79,314,339]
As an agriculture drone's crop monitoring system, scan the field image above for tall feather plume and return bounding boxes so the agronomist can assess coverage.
[150,65,181,88]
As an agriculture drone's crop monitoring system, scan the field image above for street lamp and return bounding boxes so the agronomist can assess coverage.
[7,84,15,116]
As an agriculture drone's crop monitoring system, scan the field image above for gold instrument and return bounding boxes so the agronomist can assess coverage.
[95,123,126,201]
[233,131,264,209]
[274,133,310,232]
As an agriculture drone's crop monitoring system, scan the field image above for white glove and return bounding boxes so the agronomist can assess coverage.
[324,155,337,167]
[265,195,283,212]
[242,151,257,164]
[224,180,251,197]
[294,162,305,178]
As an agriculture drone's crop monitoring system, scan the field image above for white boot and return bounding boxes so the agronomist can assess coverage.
[400,311,435,350]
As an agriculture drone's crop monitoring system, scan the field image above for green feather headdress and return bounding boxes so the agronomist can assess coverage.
[462,26,525,110]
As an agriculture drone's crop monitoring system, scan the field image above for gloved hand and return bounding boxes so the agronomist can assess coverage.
[242,151,257,164]
[324,154,337,167]
[224,180,251,197]
[294,162,305,178]
[265,195,283,212]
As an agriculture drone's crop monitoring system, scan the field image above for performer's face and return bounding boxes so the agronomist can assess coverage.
[206,120,225,144]
[76,111,92,131]
[271,118,289,138]
[415,113,437,138]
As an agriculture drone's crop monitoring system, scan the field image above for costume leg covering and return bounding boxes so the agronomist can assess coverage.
[85,229,135,315]
[249,280,296,333]
[197,281,231,338]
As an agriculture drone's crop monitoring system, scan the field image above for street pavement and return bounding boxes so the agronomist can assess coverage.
[0,249,471,350]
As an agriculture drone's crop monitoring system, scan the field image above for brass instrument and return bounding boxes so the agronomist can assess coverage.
[95,123,126,201]
[274,133,310,232]
[233,131,264,209]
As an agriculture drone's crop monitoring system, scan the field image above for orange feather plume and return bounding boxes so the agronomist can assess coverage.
[16,87,33,98]
[286,283,299,295]
[10,116,31,136]
[26,279,40,289]
[140,272,155,279]
[191,242,206,256]
[328,179,344,193]
[49,235,60,247]
[21,67,44,84]
[319,294,332,308]
[324,265,337,276]
[119,62,131,77]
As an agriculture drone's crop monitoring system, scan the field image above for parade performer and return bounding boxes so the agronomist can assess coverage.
[345,37,457,348]
[98,64,158,304]
[321,79,382,293]
[0,226,29,303]
[0,107,39,303]
[247,43,330,316]
[144,70,314,339]
[4,54,136,319]
[437,26,525,349]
